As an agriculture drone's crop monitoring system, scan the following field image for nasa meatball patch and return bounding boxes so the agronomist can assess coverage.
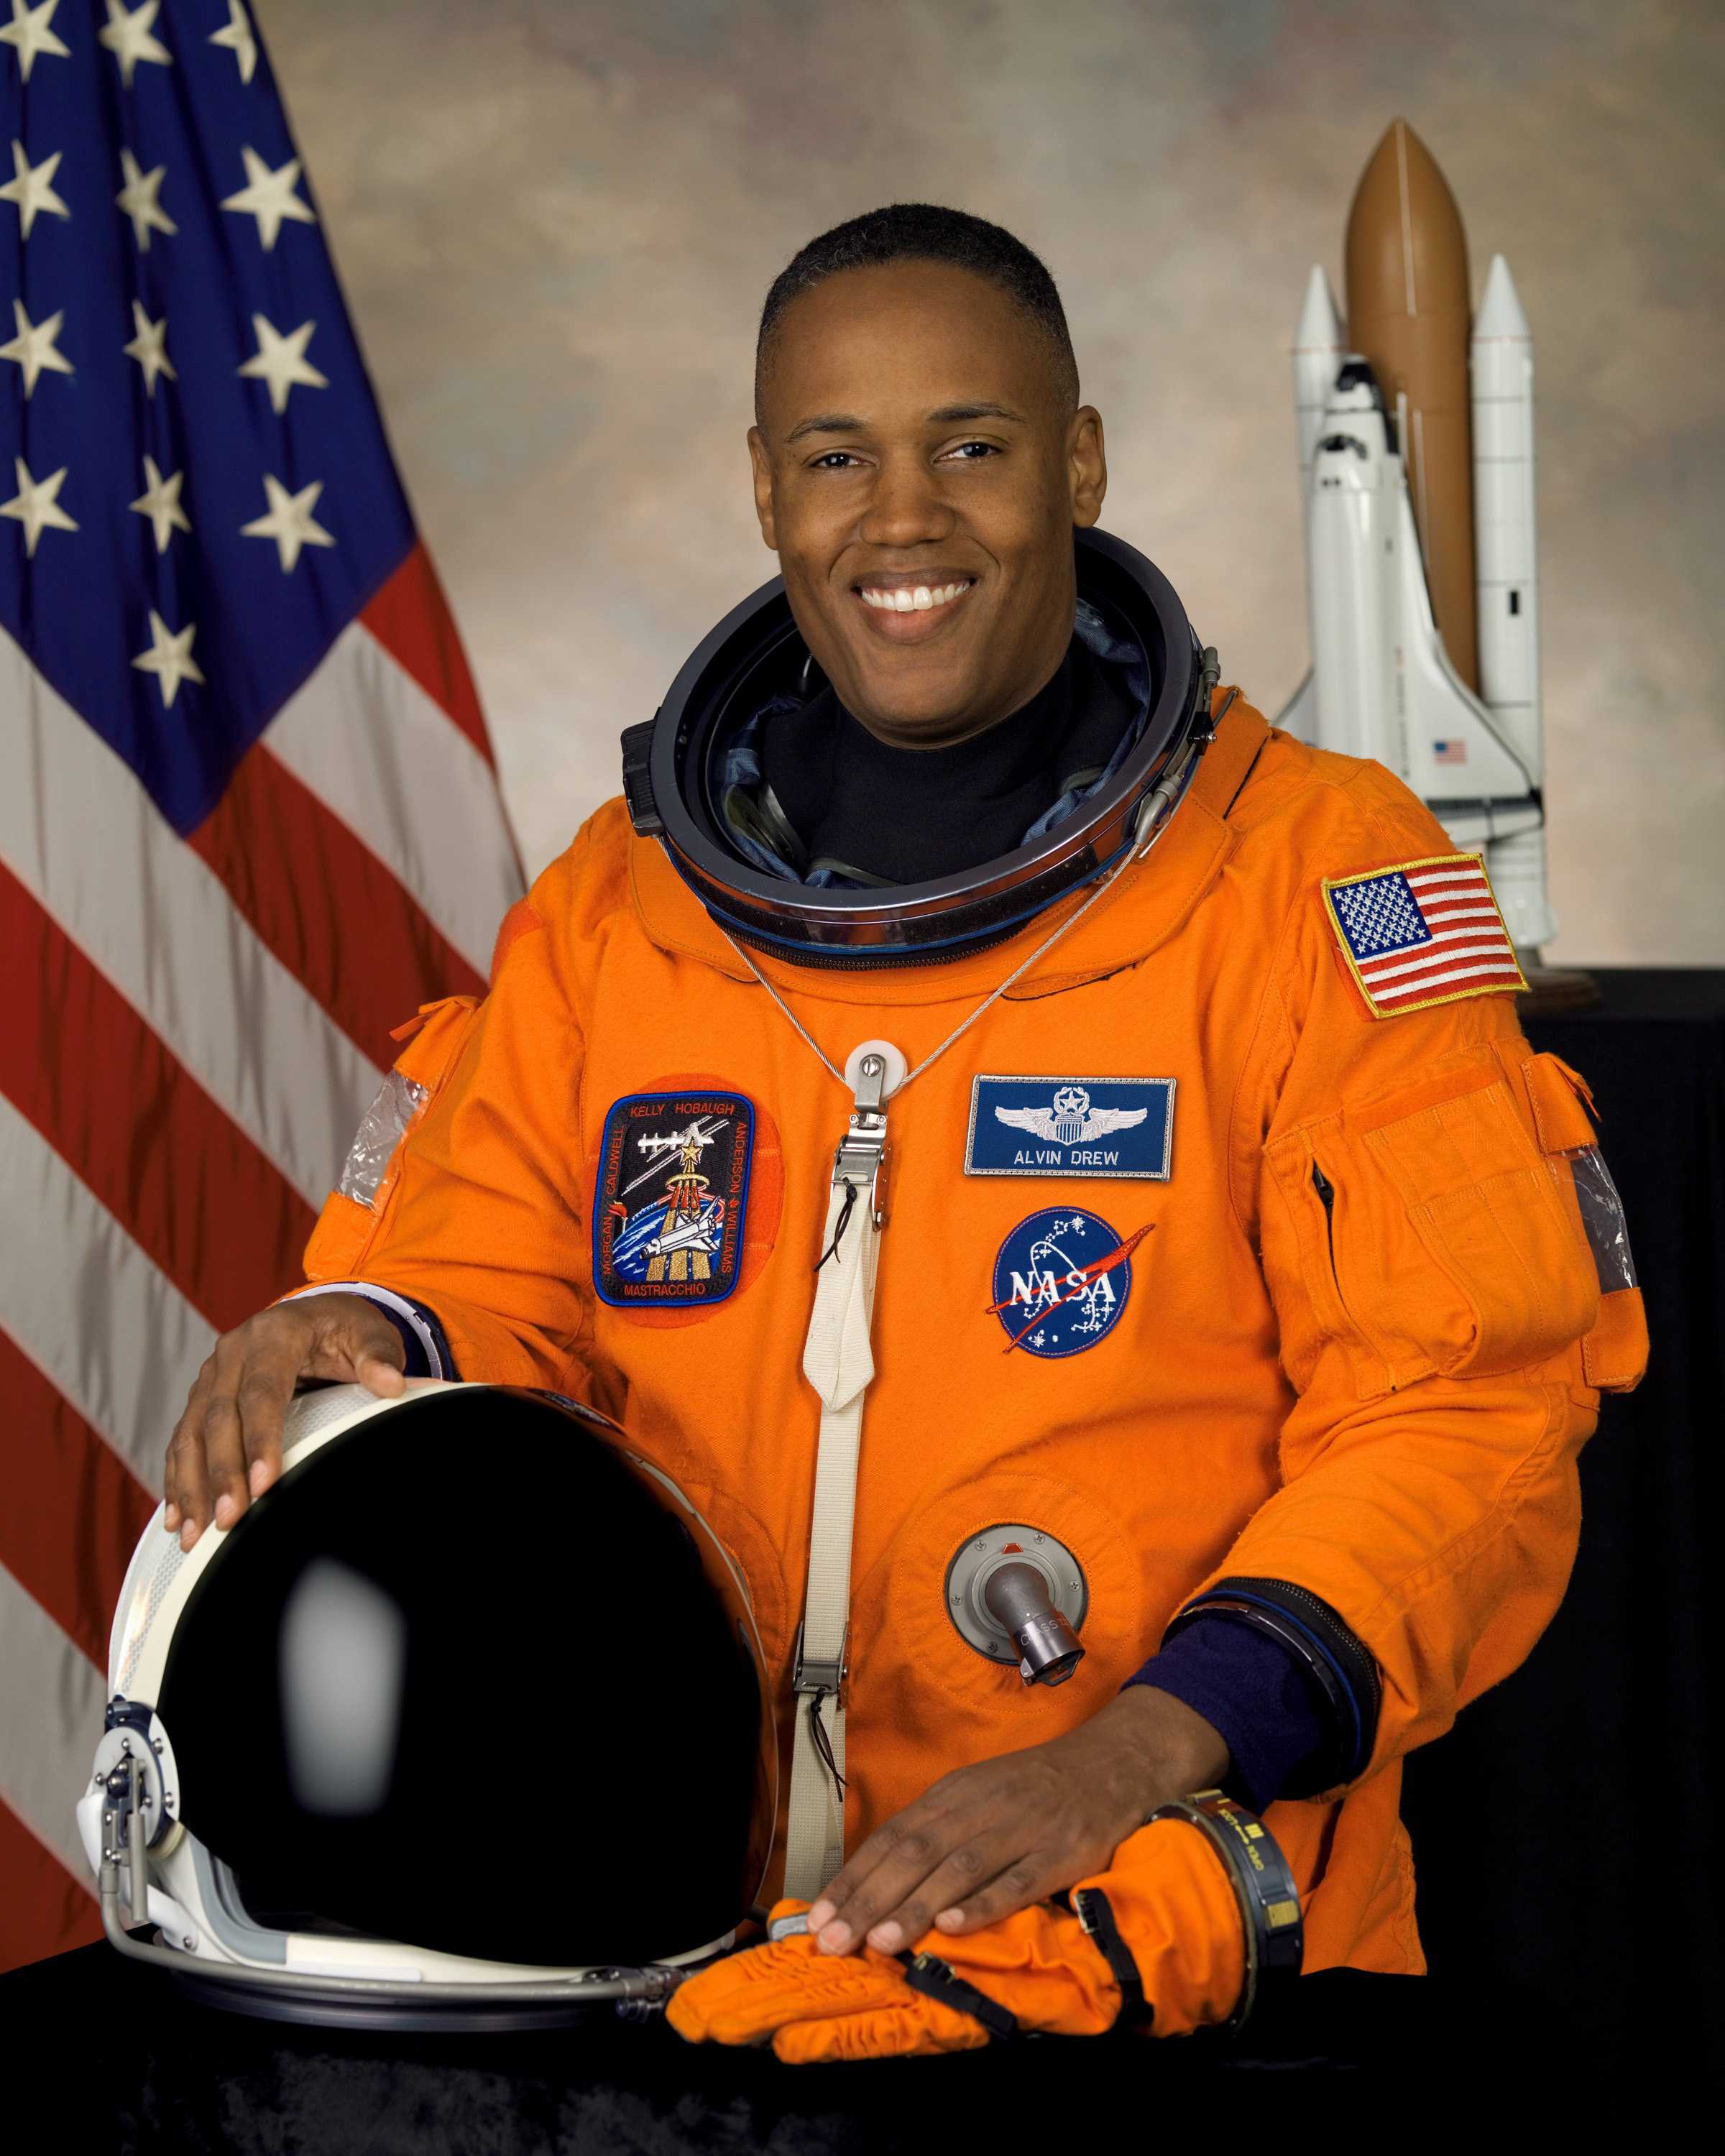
[594,1089,755,1309]
[988,1207,1149,1358]
[965,1077,1175,1179]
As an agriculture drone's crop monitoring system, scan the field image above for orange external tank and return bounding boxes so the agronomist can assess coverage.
[1345,118,1479,691]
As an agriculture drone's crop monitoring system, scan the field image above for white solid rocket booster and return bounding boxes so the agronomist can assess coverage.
[1294,266,1348,494]
[1467,254,1554,951]
[1471,254,1540,770]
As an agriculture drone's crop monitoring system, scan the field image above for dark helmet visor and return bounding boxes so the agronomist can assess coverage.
[155,1388,775,1968]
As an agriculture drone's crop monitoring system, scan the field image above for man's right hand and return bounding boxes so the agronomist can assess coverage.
[163,1294,408,1550]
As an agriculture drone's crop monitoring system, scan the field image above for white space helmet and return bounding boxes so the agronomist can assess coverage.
[78,1381,776,2030]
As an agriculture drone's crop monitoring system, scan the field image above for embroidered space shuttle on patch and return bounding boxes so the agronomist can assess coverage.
[1323,852,1528,1018]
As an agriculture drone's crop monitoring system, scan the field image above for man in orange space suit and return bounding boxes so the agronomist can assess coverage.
[160,205,1645,2054]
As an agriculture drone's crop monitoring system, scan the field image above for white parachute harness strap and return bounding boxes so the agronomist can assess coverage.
[785,1056,888,1896]
[721,693,1230,1900]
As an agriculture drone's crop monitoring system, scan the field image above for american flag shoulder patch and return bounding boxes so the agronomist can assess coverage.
[1323,852,1528,1018]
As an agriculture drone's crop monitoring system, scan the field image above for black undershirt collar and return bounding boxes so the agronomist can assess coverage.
[760,635,1133,886]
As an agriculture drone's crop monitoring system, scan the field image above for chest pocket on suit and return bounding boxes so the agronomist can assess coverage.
[1266,1053,1624,1399]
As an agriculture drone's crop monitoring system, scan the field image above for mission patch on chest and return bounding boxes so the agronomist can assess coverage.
[965,1076,1174,1179]
[594,1087,755,1307]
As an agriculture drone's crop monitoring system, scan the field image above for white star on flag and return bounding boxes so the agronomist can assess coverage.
[129,455,190,553]
[1,456,77,556]
[122,298,174,395]
[0,138,69,239]
[115,147,176,251]
[208,0,257,84]
[237,313,328,414]
[98,0,171,89]
[241,473,335,572]
[0,298,73,397]
[130,609,204,706]
[220,146,316,251]
[0,0,69,83]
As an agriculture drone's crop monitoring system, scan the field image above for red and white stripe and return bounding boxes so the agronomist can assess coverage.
[0,545,521,1971]
[1356,862,1524,1009]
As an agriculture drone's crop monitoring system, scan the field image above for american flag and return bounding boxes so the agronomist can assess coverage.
[1325,854,1527,1018]
[1,1,521,1968]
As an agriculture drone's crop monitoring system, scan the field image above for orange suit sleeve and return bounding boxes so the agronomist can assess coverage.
[1196,769,1647,1787]
[297,844,595,1393]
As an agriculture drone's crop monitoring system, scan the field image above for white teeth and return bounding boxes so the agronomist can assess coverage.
[860,579,972,612]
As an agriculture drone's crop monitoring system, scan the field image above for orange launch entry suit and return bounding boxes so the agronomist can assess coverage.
[300,691,1645,1975]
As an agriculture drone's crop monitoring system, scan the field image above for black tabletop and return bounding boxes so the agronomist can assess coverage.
[0,1936,1601,2152]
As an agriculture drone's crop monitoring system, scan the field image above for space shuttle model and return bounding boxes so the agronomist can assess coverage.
[1276,120,1555,957]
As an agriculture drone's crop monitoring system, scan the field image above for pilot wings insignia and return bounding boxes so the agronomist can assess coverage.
[994,1085,1149,1148]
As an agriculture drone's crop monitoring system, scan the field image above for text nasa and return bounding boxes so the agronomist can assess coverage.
[1007,1259,1123,1311]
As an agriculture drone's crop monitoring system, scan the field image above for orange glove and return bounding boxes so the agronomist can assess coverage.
[666,1816,1246,2063]
[665,1917,990,2063]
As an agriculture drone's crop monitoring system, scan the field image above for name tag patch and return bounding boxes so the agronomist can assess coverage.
[594,1088,755,1308]
[965,1076,1174,1180]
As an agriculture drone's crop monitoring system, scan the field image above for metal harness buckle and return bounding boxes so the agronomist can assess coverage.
[832,1051,891,1227]
[791,1620,848,1698]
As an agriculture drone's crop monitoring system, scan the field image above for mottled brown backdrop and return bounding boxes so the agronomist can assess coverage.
[266,0,1723,962]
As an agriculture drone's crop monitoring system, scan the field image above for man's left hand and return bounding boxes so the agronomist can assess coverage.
[804,1683,1230,1955]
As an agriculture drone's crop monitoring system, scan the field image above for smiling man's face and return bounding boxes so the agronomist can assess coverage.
[749,260,1106,749]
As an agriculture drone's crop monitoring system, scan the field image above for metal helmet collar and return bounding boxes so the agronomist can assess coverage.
[621,527,1218,969]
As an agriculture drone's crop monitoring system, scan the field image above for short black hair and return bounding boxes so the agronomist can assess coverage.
[755,203,1079,422]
